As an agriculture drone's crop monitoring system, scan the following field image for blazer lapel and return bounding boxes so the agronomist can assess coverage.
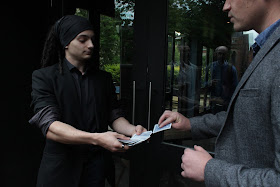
[229,26,280,111]
[57,61,81,121]
[217,26,280,139]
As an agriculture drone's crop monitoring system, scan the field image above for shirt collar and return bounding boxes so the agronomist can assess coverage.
[64,58,76,71]
[255,19,280,48]
[64,58,90,74]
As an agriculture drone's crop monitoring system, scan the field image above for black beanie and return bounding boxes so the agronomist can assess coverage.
[55,15,94,48]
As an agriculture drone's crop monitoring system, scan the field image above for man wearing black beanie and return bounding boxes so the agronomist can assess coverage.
[29,15,146,187]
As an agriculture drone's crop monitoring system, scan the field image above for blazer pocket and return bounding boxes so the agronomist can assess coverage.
[239,88,260,97]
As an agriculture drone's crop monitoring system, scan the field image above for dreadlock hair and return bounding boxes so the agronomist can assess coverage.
[41,25,64,74]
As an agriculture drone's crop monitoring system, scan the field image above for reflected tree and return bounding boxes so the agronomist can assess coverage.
[168,0,233,48]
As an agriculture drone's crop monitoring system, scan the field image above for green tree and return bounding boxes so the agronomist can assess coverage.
[100,15,121,68]
[99,0,135,85]
[168,0,233,48]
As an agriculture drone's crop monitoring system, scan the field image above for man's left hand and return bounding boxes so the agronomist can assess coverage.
[181,145,213,182]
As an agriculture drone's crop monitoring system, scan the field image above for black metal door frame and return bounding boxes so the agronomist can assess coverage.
[128,0,189,186]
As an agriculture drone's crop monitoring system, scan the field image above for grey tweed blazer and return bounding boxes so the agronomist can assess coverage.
[190,25,280,186]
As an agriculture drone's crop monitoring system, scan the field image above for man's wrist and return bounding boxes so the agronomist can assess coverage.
[90,132,102,146]
[129,125,137,137]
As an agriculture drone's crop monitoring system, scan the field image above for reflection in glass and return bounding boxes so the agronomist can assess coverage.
[208,46,238,114]
[163,0,257,149]
[161,1,257,186]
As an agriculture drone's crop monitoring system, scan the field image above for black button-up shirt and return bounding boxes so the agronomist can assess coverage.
[65,59,96,132]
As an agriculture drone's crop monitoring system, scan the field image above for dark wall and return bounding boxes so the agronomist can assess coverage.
[1,2,49,187]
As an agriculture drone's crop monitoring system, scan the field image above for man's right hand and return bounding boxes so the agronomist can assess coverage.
[158,110,191,131]
[94,131,130,152]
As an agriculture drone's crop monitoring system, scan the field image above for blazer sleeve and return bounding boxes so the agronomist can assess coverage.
[204,73,280,186]
[30,69,58,114]
[189,111,227,140]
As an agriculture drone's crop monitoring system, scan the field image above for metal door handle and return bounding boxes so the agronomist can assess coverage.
[148,82,152,130]
[133,81,151,130]
[132,81,136,125]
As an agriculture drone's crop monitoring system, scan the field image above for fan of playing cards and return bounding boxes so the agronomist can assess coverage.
[118,123,172,146]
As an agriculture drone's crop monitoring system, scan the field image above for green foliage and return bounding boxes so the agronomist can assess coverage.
[100,15,121,67]
[168,0,233,48]
[99,1,136,86]
[167,36,181,66]
[75,8,89,18]
[166,65,180,87]
[102,64,120,85]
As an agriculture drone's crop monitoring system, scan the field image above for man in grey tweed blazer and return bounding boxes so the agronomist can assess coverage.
[158,0,280,186]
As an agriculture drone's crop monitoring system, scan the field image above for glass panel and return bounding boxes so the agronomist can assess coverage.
[100,14,121,99]
[99,1,135,186]
[100,1,135,102]
[163,0,258,152]
[161,1,258,185]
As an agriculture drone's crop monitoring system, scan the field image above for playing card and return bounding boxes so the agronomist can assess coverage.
[152,123,172,134]
[118,123,172,146]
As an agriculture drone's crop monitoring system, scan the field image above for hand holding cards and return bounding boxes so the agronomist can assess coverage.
[118,123,172,146]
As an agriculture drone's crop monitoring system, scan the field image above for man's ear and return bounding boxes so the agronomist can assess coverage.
[65,45,69,49]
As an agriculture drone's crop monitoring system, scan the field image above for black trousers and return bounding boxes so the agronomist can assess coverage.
[36,150,114,187]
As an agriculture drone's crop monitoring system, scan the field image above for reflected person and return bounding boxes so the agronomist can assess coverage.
[209,46,238,113]
[177,44,198,117]
[29,15,146,187]
[158,0,280,186]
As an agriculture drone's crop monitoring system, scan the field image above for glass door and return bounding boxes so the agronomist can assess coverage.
[99,0,258,186]
[158,0,257,186]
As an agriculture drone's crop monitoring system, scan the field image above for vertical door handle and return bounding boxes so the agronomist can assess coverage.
[132,81,136,125]
[147,82,152,130]
[132,81,151,130]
